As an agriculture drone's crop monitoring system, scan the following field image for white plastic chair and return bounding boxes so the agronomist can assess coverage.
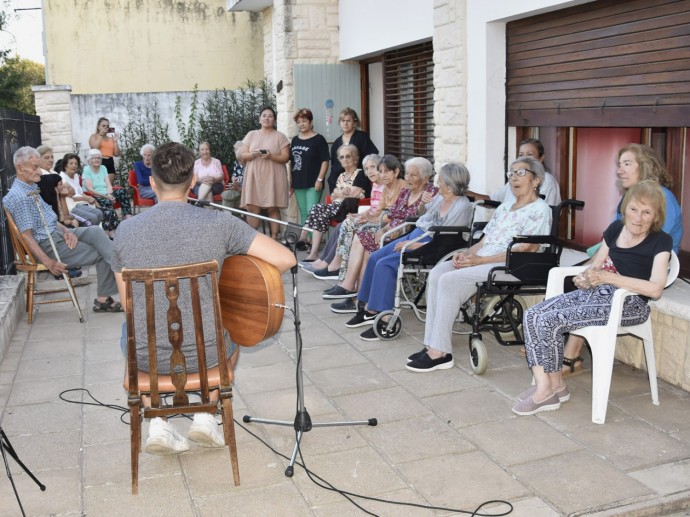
[545,251,679,424]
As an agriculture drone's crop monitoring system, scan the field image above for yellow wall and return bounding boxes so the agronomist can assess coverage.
[44,0,264,94]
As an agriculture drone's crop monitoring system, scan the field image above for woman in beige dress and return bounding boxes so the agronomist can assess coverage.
[239,107,291,240]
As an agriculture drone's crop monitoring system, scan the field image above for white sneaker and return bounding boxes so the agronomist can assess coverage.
[145,417,190,455]
[188,413,225,448]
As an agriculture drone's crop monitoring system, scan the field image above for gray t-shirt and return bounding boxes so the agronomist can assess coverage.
[112,202,257,373]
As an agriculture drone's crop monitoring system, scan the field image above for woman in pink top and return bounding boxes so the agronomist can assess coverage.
[192,141,224,203]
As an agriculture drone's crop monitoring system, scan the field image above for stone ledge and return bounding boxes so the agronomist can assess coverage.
[0,274,25,363]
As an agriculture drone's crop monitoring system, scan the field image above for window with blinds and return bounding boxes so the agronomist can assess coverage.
[383,41,435,165]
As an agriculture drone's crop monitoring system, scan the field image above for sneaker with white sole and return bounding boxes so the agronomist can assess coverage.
[406,353,454,372]
[346,311,376,328]
[145,417,190,455]
[359,327,380,341]
[188,413,225,448]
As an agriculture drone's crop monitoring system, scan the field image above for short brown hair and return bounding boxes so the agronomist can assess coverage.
[152,142,196,188]
[293,108,313,122]
[620,180,666,234]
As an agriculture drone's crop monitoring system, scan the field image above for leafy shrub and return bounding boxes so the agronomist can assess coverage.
[114,100,171,187]
[197,79,275,166]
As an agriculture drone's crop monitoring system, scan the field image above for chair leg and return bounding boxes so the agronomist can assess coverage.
[642,337,660,406]
[589,330,617,425]
[220,397,240,486]
[130,405,141,495]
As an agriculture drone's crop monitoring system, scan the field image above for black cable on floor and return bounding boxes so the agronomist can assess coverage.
[59,388,513,516]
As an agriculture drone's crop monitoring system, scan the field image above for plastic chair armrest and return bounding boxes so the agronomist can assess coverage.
[545,266,588,299]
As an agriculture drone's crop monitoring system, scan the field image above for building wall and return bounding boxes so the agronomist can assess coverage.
[261,0,340,136]
[43,0,264,94]
[465,0,595,194]
[432,0,467,171]
[339,0,434,60]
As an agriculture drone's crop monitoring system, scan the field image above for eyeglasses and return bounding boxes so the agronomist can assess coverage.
[338,154,353,160]
[506,168,533,178]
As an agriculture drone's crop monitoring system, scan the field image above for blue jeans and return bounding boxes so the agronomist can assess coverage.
[357,228,429,312]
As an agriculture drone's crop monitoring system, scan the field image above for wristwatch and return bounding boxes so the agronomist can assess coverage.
[316,178,324,182]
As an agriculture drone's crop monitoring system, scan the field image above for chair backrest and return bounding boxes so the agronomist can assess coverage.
[666,251,680,287]
[222,164,230,185]
[123,260,230,410]
[4,208,40,270]
[128,170,137,189]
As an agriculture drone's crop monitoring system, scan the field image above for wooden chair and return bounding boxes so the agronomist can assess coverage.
[545,251,680,424]
[128,170,155,213]
[4,208,83,324]
[122,260,240,494]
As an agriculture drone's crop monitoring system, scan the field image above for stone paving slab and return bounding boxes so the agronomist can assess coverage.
[1,261,690,516]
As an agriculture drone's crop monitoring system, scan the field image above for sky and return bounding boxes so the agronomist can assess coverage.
[1,1,45,64]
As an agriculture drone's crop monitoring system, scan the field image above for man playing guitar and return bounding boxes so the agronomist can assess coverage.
[112,142,295,455]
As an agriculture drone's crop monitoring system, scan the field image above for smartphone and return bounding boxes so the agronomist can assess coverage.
[259,149,268,154]
[107,127,115,134]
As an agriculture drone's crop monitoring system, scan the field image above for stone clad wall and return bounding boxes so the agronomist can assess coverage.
[432,0,468,170]
[263,0,340,136]
[618,308,690,392]
[32,85,73,158]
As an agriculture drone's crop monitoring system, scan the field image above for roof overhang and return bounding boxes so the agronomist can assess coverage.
[227,0,272,12]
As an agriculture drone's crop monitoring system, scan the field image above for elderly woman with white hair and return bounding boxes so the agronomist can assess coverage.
[323,155,437,297]
[82,148,131,236]
[133,144,157,203]
[404,156,552,372]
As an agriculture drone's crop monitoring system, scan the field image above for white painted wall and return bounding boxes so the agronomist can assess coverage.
[367,62,385,153]
[465,0,594,194]
[339,0,434,60]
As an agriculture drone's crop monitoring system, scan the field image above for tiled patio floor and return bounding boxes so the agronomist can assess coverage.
[1,265,690,516]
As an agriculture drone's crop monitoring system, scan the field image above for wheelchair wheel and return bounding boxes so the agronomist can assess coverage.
[373,310,403,340]
[469,338,488,375]
[401,271,426,310]
[493,295,527,341]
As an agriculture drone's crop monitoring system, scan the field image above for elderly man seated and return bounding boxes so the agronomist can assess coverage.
[3,147,122,312]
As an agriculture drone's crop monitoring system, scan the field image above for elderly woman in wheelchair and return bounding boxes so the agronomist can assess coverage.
[512,180,672,416]
[405,156,552,372]
[344,162,475,341]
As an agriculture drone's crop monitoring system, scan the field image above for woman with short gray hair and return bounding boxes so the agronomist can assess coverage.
[133,144,157,203]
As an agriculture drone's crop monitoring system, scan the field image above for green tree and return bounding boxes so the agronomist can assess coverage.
[0,57,45,114]
[114,100,172,187]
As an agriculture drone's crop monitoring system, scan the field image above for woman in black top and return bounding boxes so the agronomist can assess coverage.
[290,108,330,229]
[512,180,673,416]
[327,108,378,192]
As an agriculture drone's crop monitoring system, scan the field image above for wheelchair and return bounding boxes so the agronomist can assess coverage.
[370,203,487,340]
[371,200,585,375]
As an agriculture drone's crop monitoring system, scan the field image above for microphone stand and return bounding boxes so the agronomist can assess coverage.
[191,199,377,477]
[28,192,84,323]
[1,426,46,517]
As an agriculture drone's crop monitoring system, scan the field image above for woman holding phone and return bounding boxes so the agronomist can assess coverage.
[239,106,290,241]
[89,117,121,184]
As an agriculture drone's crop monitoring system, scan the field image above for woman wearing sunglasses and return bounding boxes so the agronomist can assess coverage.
[406,156,552,372]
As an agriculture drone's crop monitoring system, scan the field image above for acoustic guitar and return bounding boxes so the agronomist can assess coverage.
[219,255,285,347]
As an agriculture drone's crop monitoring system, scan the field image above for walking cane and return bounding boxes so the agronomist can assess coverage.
[27,192,84,323]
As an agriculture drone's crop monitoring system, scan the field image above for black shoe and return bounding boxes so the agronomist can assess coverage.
[406,353,454,372]
[346,311,376,328]
[295,240,309,251]
[331,298,357,314]
[407,347,428,363]
[312,268,339,281]
[359,327,380,341]
[322,285,357,299]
